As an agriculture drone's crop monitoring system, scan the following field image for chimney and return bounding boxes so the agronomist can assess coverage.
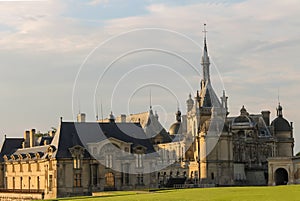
[77,113,86,123]
[261,111,271,126]
[30,129,36,147]
[121,114,126,123]
[24,130,30,148]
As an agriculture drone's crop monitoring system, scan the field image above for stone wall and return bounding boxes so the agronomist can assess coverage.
[0,192,43,200]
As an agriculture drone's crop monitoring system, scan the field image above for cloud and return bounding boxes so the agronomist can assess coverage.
[1,0,300,150]
[87,0,109,6]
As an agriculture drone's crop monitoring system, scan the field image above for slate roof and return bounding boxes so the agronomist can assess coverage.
[271,117,292,132]
[51,121,156,159]
[0,138,24,162]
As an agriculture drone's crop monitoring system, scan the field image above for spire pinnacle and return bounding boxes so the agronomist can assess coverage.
[149,88,152,110]
[203,23,208,53]
[201,23,210,83]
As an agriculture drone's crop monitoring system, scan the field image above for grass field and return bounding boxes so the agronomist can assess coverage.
[52,185,300,201]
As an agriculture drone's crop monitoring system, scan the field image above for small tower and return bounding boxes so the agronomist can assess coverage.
[271,103,294,157]
[220,90,229,115]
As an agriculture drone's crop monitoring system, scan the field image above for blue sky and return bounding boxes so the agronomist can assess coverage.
[0,0,300,151]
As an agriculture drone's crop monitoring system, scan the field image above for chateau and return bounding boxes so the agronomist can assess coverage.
[0,32,298,199]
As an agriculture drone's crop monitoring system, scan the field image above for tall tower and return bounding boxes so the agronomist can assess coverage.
[186,25,233,185]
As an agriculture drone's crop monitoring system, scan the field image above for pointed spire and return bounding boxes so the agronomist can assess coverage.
[149,88,152,110]
[201,23,210,83]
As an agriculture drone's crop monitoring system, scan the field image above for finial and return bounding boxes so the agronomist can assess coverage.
[149,88,152,110]
[277,88,280,106]
[96,97,99,121]
[60,117,63,122]
[203,23,207,38]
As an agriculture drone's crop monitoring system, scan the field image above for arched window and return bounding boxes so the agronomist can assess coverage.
[105,172,115,188]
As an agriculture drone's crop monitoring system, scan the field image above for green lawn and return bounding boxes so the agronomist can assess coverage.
[52,185,300,201]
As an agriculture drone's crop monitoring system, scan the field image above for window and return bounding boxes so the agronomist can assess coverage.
[122,164,129,185]
[12,164,15,172]
[74,173,81,187]
[12,177,15,189]
[37,176,40,190]
[136,174,143,185]
[28,163,31,172]
[20,177,23,189]
[28,177,31,190]
[93,147,97,155]
[73,156,81,169]
[37,162,40,171]
[49,161,53,170]
[49,175,53,191]
[69,146,84,170]
[105,155,113,168]
[92,165,98,186]
[211,172,214,180]
[135,154,143,168]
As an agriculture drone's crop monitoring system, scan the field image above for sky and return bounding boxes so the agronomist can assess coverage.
[0,0,300,151]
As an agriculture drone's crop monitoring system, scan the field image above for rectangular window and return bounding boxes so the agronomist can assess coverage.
[92,165,98,186]
[5,177,7,189]
[49,175,53,191]
[12,177,15,189]
[74,173,81,187]
[49,161,53,170]
[105,155,113,168]
[20,177,23,190]
[136,173,143,185]
[122,164,129,185]
[37,162,40,171]
[73,157,81,169]
[135,154,143,168]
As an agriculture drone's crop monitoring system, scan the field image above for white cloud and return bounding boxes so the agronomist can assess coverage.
[87,0,109,6]
[1,0,300,150]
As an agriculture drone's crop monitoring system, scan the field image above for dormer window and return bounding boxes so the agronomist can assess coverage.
[69,145,85,170]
